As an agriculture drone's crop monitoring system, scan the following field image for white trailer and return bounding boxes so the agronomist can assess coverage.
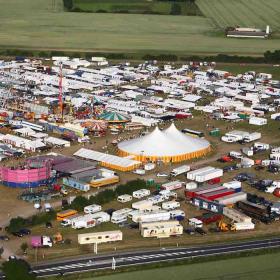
[233,222,255,231]
[132,210,170,223]
[187,166,215,180]
[195,168,223,183]
[78,230,123,245]
[223,207,252,223]
[84,204,102,214]
[140,221,183,238]
[161,181,183,191]
[117,194,132,203]
[132,200,154,210]
[243,132,261,142]
[132,189,150,199]
[215,192,247,205]
[162,201,180,210]
[112,208,132,218]
[170,165,190,177]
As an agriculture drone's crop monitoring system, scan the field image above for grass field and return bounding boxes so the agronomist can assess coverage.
[0,0,280,55]
[197,0,280,32]
[49,252,280,280]
[72,0,202,16]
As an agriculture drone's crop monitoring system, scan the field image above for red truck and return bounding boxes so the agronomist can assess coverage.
[219,156,233,163]
[195,213,223,224]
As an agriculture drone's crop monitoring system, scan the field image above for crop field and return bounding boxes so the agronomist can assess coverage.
[0,0,280,55]
[197,0,280,32]
[72,0,202,16]
[50,252,280,280]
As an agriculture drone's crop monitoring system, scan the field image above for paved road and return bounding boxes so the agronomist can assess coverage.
[24,237,280,277]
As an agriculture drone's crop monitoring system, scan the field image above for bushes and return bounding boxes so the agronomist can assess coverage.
[170,3,182,15]
[6,211,56,233]
[63,0,73,11]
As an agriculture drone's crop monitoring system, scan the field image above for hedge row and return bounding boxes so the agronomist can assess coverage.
[1,48,280,64]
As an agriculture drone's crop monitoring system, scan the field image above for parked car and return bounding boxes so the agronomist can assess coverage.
[223,165,238,172]
[195,227,207,235]
[105,208,116,216]
[234,172,255,182]
[12,232,24,237]
[129,222,139,229]
[45,222,53,229]
[0,235,9,241]
[19,228,31,235]
[184,228,195,235]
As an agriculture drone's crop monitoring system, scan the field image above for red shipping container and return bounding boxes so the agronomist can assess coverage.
[204,190,235,201]
[208,177,221,185]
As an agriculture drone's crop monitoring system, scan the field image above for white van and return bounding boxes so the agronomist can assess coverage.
[169,210,185,219]
[117,194,132,203]
[133,189,151,199]
[188,218,203,228]
[84,204,102,214]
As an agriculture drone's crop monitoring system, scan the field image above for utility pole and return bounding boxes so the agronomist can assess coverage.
[112,257,116,270]
[58,63,64,122]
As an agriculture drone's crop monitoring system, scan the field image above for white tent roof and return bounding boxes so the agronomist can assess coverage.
[74,148,141,168]
[118,124,210,157]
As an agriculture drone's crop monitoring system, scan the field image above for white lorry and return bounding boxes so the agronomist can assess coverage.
[195,168,223,183]
[187,166,215,180]
[84,204,102,214]
[132,189,150,199]
[170,165,190,177]
[162,201,180,210]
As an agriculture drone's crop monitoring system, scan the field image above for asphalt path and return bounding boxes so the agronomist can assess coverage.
[26,237,280,277]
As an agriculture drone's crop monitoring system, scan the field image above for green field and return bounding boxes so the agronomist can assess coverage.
[49,252,280,280]
[0,0,280,55]
[72,0,202,16]
[197,0,280,31]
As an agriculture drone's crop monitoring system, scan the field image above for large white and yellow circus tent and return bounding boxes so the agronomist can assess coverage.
[118,123,211,163]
